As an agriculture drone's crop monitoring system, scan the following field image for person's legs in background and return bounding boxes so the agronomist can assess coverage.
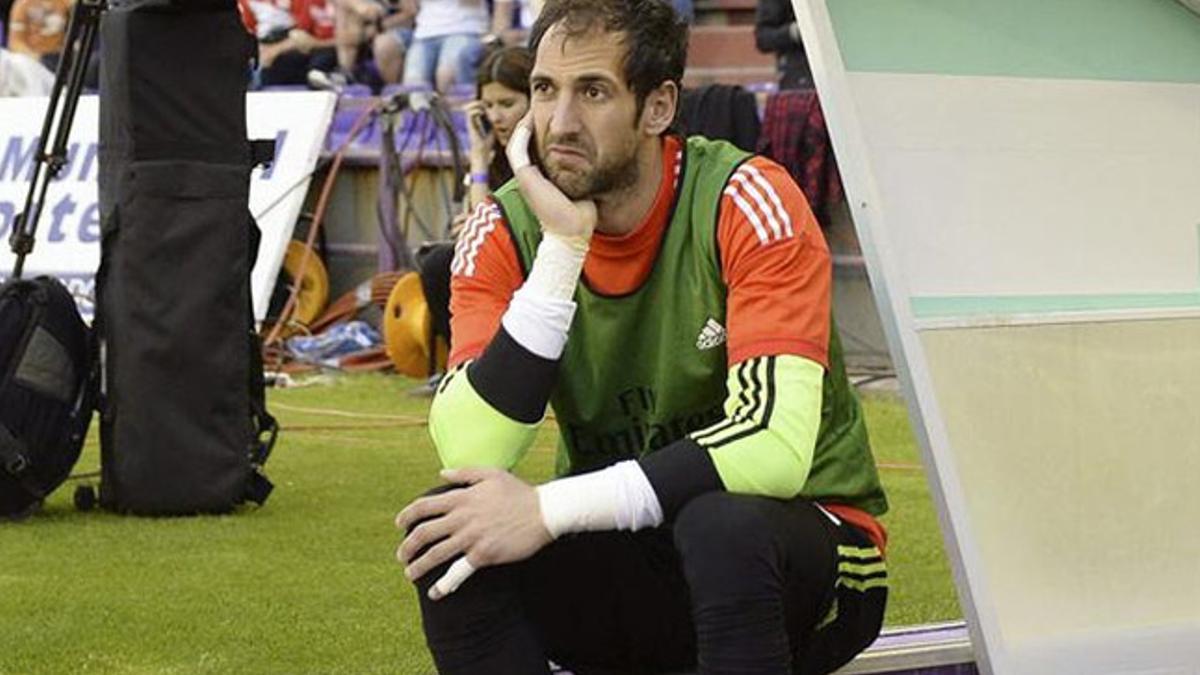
[334,0,388,79]
[373,26,412,85]
[334,2,360,74]
[434,32,483,93]
[416,242,454,349]
[402,35,440,88]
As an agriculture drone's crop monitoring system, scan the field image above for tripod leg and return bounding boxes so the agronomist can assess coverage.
[9,0,105,279]
[54,3,104,165]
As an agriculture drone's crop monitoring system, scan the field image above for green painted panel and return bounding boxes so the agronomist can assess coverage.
[827,0,1200,83]
[911,292,1200,319]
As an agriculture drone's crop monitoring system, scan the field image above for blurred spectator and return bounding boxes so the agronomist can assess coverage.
[325,0,414,86]
[416,45,532,376]
[6,0,70,72]
[754,0,812,90]
[334,0,385,79]
[331,0,381,76]
[403,0,488,92]
[241,0,338,87]
[487,0,535,46]
[462,45,531,210]
[370,0,417,85]
[0,46,53,96]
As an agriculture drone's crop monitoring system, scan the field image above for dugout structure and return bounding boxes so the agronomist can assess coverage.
[793,1,1200,673]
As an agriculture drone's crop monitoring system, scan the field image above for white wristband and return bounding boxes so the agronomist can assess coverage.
[501,289,576,360]
[536,460,664,539]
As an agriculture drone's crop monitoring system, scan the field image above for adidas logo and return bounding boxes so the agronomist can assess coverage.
[696,318,727,351]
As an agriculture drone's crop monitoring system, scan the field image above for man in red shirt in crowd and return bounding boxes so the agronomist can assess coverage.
[239,0,337,87]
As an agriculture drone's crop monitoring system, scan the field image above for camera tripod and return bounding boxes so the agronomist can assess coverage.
[8,0,105,280]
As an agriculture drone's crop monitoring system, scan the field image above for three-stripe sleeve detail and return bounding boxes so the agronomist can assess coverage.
[690,356,777,449]
[722,164,795,246]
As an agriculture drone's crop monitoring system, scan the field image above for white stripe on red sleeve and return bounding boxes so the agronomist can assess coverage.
[723,185,773,245]
[453,203,502,277]
[742,164,794,238]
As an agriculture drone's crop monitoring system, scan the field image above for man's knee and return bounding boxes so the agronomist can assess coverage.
[405,485,511,622]
[673,492,779,570]
[407,483,460,526]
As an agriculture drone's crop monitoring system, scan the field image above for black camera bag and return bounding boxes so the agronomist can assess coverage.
[0,277,95,519]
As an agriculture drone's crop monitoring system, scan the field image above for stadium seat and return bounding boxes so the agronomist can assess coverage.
[684,25,775,88]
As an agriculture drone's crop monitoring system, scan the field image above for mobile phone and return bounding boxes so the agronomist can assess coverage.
[472,113,492,137]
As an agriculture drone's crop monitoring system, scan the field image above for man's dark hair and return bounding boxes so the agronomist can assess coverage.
[529,0,689,119]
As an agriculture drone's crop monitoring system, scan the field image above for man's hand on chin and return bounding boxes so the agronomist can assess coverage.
[395,467,554,600]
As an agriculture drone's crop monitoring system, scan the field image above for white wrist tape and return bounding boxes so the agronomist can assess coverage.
[501,290,576,360]
[507,122,532,171]
[536,460,664,539]
[499,233,587,359]
[525,232,589,301]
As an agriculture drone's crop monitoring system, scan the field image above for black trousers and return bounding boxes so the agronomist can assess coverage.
[416,242,454,347]
[259,47,337,87]
[413,491,887,675]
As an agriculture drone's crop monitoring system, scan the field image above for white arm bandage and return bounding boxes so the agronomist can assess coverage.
[536,460,664,538]
[500,233,588,360]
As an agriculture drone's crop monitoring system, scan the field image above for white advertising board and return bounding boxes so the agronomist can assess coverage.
[0,90,336,321]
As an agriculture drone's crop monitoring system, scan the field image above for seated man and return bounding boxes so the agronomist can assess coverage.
[395,1,889,673]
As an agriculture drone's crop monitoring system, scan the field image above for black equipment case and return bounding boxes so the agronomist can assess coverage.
[95,0,276,514]
[1,0,103,519]
[0,278,95,518]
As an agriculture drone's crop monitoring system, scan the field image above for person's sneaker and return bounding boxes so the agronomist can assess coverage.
[306,68,352,91]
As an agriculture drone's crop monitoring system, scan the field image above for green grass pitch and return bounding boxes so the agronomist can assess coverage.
[0,374,960,674]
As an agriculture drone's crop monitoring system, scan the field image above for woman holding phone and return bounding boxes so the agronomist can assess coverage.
[414,45,532,392]
[460,46,534,218]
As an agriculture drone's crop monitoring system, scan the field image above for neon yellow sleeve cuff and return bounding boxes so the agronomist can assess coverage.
[428,364,541,469]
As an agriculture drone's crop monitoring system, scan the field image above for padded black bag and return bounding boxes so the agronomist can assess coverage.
[0,277,95,519]
[95,1,275,515]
